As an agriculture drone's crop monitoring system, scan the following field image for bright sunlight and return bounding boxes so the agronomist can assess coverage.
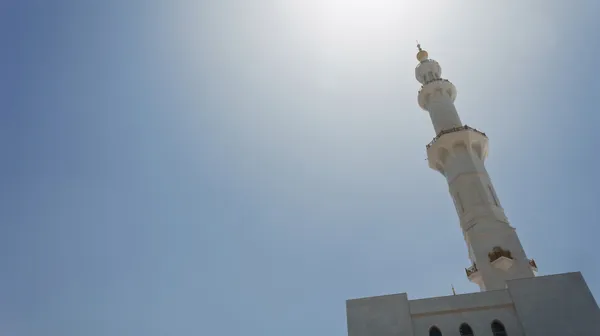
[281,0,449,54]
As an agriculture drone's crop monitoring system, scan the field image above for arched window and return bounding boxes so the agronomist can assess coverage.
[459,323,474,336]
[429,326,442,336]
[491,320,507,336]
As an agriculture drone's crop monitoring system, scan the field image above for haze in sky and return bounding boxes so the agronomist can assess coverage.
[2,1,599,335]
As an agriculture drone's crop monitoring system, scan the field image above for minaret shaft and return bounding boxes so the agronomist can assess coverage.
[415,47,536,291]
[427,94,462,134]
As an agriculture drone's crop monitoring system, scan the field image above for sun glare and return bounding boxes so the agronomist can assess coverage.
[321,0,407,40]
[282,0,444,53]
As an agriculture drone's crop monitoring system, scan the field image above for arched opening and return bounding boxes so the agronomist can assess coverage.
[459,323,474,336]
[429,326,442,336]
[491,320,507,336]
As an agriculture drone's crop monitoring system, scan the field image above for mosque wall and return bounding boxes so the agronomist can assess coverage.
[346,272,599,336]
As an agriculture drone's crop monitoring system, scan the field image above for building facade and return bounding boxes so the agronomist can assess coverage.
[345,47,600,335]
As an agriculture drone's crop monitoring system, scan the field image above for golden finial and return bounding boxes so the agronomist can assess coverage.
[416,41,429,62]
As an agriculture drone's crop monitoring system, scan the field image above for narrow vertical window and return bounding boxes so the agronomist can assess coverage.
[459,323,474,336]
[488,185,499,207]
[491,320,507,336]
[429,326,442,336]
[456,193,465,213]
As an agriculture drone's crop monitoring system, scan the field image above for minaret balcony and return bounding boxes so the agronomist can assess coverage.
[465,264,479,278]
[488,247,513,262]
[418,79,457,109]
[426,125,489,173]
[465,263,483,287]
[489,247,514,271]
[529,258,538,272]
[420,77,447,87]
[426,125,487,149]
[491,257,514,271]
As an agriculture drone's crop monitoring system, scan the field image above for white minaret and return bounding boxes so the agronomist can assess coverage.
[415,45,538,291]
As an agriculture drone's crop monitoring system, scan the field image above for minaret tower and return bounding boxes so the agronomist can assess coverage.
[415,45,538,291]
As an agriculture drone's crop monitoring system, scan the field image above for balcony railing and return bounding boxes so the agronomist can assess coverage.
[529,259,538,270]
[488,247,513,263]
[418,59,435,65]
[426,125,487,149]
[418,78,452,94]
[465,263,479,277]
[419,78,451,89]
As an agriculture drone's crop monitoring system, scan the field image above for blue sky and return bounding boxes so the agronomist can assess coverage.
[2,0,599,335]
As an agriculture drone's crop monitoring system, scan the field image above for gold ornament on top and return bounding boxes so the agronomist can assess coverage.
[416,41,429,62]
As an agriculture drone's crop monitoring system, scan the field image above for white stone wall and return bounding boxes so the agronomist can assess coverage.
[508,272,600,336]
[346,272,599,336]
[410,290,523,336]
[346,293,414,336]
[412,307,522,336]
[440,133,534,291]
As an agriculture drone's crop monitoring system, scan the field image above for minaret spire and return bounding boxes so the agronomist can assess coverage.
[415,42,429,63]
[415,48,537,291]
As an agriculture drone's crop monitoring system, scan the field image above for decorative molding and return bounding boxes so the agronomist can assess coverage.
[411,303,514,318]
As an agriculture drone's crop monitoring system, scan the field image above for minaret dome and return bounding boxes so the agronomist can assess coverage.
[416,44,429,62]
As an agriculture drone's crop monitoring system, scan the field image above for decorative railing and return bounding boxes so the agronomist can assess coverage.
[488,247,513,263]
[529,259,538,269]
[426,125,487,149]
[423,77,444,85]
[419,78,452,94]
[465,264,479,277]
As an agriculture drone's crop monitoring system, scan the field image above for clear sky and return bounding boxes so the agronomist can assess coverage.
[2,0,599,335]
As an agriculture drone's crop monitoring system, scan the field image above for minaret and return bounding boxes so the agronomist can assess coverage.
[415,45,538,291]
